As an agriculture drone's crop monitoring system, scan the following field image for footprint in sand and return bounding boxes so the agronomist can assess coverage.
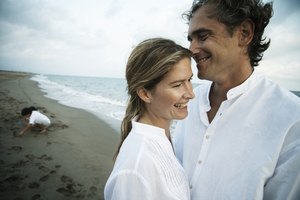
[31,194,41,200]
[39,174,49,182]
[57,183,84,197]
[11,159,29,168]
[25,154,36,160]
[11,127,19,135]
[1,174,27,191]
[38,165,50,173]
[3,174,25,183]
[56,175,84,197]
[61,124,69,129]
[61,175,73,183]
[38,154,53,161]
[28,182,40,189]
[76,191,87,199]
[9,146,22,153]
[55,165,61,169]
[56,187,73,197]
[87,186,97,198]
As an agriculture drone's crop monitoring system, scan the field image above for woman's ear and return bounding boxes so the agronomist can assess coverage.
[137,87,151,103]
[239,19,254,46]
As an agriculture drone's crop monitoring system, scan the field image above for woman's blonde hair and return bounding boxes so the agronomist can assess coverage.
[114,38,192,159]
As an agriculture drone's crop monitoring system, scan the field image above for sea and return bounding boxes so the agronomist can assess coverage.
[31,74,300,132]
[31,74,127,131]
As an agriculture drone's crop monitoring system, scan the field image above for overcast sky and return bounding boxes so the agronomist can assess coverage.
[0,0,299,91]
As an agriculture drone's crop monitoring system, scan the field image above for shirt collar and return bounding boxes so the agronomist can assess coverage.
[132,116,166,139]
[226,69,257,100]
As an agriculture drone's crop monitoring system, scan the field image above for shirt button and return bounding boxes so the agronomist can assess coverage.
[198,160,202,164]
[190,185,193,189]
[205,135,210,139]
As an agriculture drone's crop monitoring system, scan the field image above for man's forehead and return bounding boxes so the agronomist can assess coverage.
[188,5,214,34]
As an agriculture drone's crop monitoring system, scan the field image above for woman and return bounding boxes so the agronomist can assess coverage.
[104,38,195,200]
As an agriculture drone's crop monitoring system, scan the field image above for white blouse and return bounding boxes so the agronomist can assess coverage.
[105,118,190,200]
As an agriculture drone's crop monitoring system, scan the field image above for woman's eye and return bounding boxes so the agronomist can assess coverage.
[173,83,182,88]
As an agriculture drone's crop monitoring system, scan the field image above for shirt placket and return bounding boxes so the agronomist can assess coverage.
[189,101,227,190]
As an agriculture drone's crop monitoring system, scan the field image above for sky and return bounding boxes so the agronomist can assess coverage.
[0,0,299,91]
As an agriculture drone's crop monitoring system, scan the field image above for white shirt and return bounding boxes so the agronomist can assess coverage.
[105,118,190,200]
[173,70,300,200]
[29,110,51,126]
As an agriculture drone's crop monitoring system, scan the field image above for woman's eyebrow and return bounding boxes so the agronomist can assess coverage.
[169,74,193,85]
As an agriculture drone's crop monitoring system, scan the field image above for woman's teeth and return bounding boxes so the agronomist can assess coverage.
[174,103,187,108]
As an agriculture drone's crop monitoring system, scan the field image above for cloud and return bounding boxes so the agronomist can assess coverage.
[271,0,300,23]
[258,0,300,90]
[0,0,191,76]
[0,0,299,90]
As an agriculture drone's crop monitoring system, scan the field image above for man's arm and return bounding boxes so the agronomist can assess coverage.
[264,121,300,200]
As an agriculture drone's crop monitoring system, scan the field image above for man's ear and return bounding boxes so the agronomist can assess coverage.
[137,87,152,103]
[239,19,254,46]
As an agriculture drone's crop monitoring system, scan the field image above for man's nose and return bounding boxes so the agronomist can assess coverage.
[189,40,199,55]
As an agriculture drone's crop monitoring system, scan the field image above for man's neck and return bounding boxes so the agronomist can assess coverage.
[207,65,254,122]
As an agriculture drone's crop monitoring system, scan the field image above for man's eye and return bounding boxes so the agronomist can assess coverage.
[198,33,209,41]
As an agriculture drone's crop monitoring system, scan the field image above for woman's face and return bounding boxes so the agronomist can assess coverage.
[146,57,195,125]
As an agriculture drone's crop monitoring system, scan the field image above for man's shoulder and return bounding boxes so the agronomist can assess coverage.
[252,72,300,101]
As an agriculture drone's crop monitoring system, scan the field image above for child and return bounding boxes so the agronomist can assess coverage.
[18,106,51,136]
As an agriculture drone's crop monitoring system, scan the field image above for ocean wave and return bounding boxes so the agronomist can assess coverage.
[30,74,126,131]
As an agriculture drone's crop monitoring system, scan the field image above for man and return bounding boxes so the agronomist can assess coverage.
[173,0,300,199]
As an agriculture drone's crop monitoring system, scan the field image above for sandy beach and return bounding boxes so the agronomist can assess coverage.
[0,71,119,199]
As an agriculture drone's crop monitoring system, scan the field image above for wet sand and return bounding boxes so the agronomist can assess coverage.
[0,71,119,199]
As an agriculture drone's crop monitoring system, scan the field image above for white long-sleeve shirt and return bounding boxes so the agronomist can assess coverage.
[29,110,51,126]
[173,70,300,200]
[105,118,190,200]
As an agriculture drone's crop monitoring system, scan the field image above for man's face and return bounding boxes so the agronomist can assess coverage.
[187,5,241,83]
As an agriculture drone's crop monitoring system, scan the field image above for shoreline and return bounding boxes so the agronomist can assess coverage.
[0,71,119,199]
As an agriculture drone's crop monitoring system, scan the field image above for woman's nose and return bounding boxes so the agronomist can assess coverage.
[184,83,195,99]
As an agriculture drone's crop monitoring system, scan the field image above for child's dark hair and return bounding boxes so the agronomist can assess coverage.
[29,106,37,111]
[21,107,32,116]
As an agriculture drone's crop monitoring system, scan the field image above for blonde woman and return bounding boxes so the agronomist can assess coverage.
[104,38,195,200]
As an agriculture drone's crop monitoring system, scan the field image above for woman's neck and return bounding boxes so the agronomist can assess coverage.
[138,114,171,140]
